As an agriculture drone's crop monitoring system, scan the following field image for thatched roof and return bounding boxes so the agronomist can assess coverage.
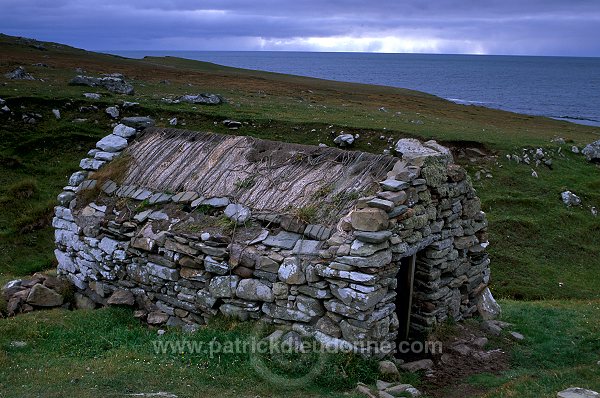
[122,128,397,221]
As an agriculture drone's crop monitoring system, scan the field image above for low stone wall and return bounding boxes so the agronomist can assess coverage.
[54,124,491,355]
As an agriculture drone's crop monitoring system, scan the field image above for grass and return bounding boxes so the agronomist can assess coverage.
[1,33,600,397]
[463,299,600,397]
[0,307,378,397]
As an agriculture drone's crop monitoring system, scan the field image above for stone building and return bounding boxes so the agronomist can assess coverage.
[53,123,492,354]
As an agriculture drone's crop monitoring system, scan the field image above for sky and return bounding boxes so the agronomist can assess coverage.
[1,0,600,56]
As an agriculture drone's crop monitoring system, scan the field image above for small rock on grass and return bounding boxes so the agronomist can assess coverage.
[557,387,599,398]
[378,360,400,379]
[399,358,433,373]
[509,331,525,341]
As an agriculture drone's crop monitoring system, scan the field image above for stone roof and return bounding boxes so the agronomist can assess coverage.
[121,128,397,221]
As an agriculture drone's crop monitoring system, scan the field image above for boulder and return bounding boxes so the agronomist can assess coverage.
[5,66,34,80]
[26,284,64,307]
[561,191,582,207]
[96,134,128,152]
[333,134,355,147]
[582,140,600,162]
[378,360,400,379]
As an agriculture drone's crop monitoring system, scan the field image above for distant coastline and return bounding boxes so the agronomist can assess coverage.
[110,51,600,127]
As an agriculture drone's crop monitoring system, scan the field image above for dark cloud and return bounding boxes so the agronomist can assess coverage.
[1,0,599,55]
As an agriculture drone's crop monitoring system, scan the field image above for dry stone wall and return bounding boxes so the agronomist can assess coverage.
[54,125,492,355]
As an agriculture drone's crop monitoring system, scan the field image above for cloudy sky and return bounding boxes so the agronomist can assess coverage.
[1,0,600,56]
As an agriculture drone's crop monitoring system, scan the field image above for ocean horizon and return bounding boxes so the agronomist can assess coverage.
[109,51,600,128]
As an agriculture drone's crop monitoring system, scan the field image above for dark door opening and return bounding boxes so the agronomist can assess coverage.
[396,254,416,341]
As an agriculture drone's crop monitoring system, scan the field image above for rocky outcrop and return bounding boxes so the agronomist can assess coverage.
[582,140,600,163]
[70,75,134,95]
[179,93,223,105]
[5,66,34,80]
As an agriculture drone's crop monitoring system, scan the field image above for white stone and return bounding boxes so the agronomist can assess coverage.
[113,123,137,138]
[96,134,128,152]
[105,106,119,118]
[52,109,61,119]
[476,287,501,320]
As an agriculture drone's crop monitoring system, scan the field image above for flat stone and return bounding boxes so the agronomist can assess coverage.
[380,179,409,191]
[96,134,128,152]
[304,224,332,240]
[101,180,118,195]
[291,239,323,255]
[388,205,409,218]
[202,197,230,207]
[315,265,378,285]
[354,230,392,244]
[557,388,600,398]
[509,331,525,341]
[172,191,199,203]
[350,239,389,256]
[376,190,407,205]
[148,193,173,204]
[367,198,395,212]
[336,249,392,268]
[121,116,155,129]
[399,359,433,373]
[263,231,302,250]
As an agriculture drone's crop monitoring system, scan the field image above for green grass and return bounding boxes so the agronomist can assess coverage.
[0,307,377,397]
[464,299,600,397]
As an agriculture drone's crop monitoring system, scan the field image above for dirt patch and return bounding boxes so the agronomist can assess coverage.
[400,322,511,398]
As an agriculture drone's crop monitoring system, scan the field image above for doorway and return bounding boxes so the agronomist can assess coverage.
[395,253,416,341]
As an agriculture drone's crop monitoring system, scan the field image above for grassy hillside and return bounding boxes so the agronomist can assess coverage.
[1,34,600,397]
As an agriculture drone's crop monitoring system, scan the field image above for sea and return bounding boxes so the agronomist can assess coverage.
[110,51,600,127]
